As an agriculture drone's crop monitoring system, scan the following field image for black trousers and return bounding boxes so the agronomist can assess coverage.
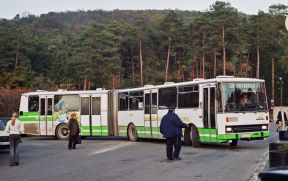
[68,135,77,149]
[9,134,21,166]
[165,136,182,160]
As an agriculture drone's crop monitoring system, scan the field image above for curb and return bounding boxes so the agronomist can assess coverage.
[248,151,269,181]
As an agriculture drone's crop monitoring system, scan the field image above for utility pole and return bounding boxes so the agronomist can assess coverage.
[272,57,275,102]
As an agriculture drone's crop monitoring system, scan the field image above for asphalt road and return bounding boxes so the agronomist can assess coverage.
[0,123,278,181]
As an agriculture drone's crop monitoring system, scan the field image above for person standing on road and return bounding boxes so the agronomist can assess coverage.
[276,108,288,126]
[5,112,23,166]
[68,113,80,150]
[160,106,191,160]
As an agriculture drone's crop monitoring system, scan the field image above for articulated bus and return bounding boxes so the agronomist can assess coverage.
[19,76,270,147]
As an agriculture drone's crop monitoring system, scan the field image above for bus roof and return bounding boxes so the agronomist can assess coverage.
[22,89,109,96]
[22,77,264,95]
[115,77,265,92]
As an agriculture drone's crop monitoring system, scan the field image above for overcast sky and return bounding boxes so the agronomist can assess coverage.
[1,0,287,19]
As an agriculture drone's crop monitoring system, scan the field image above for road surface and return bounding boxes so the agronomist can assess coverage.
[0,123,278,181]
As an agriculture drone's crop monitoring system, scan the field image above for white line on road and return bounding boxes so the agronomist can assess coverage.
[90,142,134,155]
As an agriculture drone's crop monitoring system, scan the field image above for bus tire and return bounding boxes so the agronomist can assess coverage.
[184,127,192,146]
[55,123,69,140]
[127,123,138,142]
[191,126,200,148]
[229,140,238,147]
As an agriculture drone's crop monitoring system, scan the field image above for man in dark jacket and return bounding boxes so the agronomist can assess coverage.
[160,106,190,160]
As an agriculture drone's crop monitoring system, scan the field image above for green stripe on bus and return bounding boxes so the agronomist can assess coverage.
[19,116,53,122]
[263,131,270,137]
[198,128,217,134]
[19,117,38,122]
[23,112,39,116]
[80,126,108,130]
[217,131,271,140]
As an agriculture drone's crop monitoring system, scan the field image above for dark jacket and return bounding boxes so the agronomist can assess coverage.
[68,119,80,136]
[160,112,188,138]
[276,111,288,125]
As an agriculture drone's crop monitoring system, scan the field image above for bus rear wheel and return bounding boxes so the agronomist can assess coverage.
[56,124,69,140]
[191,126,200,148]
[128,124,138,142]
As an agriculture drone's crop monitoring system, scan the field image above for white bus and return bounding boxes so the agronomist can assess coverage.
[116,76,270,147]
[19,76,270,147]
[19,89,116,139]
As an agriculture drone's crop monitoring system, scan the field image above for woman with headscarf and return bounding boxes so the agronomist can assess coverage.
[68,113,80,150]
[5,112,23,166]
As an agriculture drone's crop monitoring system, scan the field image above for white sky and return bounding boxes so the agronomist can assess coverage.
[0,0,287,19]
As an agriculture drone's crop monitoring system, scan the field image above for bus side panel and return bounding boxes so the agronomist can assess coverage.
[118,110,144,137]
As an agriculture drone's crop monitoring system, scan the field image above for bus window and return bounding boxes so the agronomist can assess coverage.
[81,97,89,115]
[28,96,39,112]
[54,95,79,112]
[159,87,177,109]
[152,93,157,114]
[222,82,268,112]
[178,85,199,108]
[129,91,143,110]
[145,93,150,114]
[119,92,128,110]
[47,98,52,115]
[92,97,101,115]
[40,98,45,115]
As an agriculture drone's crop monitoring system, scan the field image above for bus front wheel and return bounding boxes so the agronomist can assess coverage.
[184,127,192,146]
[191,126,200,148]
[56,124,69,140]
[128,124,138,142]
[229,140,238,147]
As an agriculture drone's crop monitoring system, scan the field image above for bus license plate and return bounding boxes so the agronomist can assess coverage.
[241,133,251,138]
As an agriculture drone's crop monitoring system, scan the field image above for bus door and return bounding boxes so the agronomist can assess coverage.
[203,84,216,142]
[144,90,158,138]
[80,95,101,136]
[39,96,53,135]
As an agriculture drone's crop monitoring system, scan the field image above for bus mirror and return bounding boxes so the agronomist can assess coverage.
[216,88,221,101]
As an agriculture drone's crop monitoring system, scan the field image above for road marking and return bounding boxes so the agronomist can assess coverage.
[90,142,134,155]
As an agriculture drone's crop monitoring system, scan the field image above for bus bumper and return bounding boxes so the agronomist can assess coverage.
[217,131,271,143]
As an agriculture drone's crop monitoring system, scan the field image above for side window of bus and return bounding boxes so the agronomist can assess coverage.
[119,92,128,110]
[92,97,101,115]
[28,96,39,112]
[159,87,177,109]
[81,97,89,115]
[54,95,80,112]
[178,85,199,108]
[129,91,144,110]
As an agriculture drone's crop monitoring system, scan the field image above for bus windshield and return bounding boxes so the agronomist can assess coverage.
[222,82,267,112]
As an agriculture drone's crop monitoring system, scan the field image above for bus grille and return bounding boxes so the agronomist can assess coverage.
[229,124,264,133]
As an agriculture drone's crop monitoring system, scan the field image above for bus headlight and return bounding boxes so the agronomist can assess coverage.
[262,125,268,130]
[226,127,232,132]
